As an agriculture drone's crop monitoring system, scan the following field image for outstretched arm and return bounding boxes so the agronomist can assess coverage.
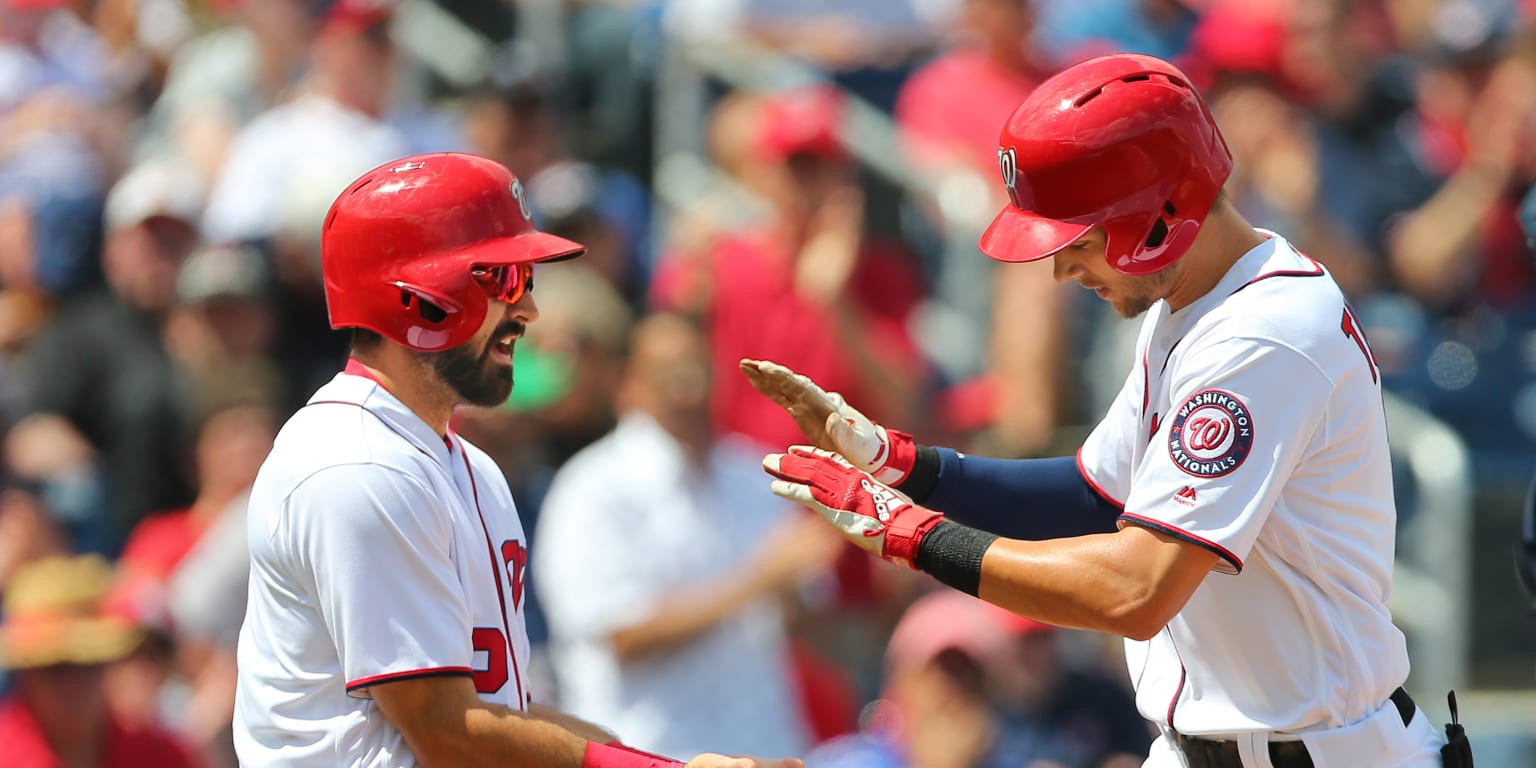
[897,450,1120,540]
[371,676,802,768]
[765,448,1216,639]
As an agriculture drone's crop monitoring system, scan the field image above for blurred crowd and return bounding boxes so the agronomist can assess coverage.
[1,0,1535,766]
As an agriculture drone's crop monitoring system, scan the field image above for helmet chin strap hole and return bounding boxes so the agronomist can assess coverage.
[1146,218,1170,249]
[1164,201,1177,216]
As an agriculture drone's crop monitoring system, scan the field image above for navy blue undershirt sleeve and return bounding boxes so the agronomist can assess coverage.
[910,449,1122,540]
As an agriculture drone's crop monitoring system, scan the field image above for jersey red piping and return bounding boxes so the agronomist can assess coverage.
[346,666,473,691]
[1166,663,1186,728]
[458,440,527,710]
[1074,448,1125,508]
[1118,512,1243,573]
[1226,254,1326,297]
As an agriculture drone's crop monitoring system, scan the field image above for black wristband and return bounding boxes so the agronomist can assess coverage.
[913,520,998,597]
[896,445,941,501]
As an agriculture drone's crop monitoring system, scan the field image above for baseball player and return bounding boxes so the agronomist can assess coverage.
[234,152,799,768]
[746,54,1455,767]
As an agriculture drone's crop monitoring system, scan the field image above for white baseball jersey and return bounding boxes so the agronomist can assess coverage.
[1077,232,1409,737]
[235,364,532,767]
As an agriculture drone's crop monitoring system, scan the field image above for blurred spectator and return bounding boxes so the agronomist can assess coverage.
[145,0,317,177]
[0,0,111,109]
[896,0,1074,457]
[985,620,1147,767]
[894,0,1043,177]
[1195,13,1377,300]
[805,590,1079,768]
[200,0,409,245]
[534,312,843,757]
[106,401,275,768]
[163,242,284,416]
[1383,13,1536,310]
[652,86,930,450]
[6,156,203,553]
[0,554,199,768]
[812,590,1146,768]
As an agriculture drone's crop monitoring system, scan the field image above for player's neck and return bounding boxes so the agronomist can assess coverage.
[348,350,456,436]
[1162,205,1265,313]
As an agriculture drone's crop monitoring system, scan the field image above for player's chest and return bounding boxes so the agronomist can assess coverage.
[413,463,530,624]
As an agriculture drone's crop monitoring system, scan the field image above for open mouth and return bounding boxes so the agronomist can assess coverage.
[491,333,517,363]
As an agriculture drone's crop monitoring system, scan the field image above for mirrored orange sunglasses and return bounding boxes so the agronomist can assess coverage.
[470,263,534,304]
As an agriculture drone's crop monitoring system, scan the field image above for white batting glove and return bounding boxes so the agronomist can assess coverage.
[739,359,917,485]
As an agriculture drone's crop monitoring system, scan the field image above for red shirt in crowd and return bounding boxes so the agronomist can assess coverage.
[0,698,199,768]
[655,230,926,451]
[895,49,1040,175]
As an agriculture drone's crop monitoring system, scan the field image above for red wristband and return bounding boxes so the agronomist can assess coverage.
[880,504,946,567]
[875,428,918,485]
[582,741,686,768]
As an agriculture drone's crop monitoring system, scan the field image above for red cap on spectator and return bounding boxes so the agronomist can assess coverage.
[755,85,848,164]
[321,0,392,35]
[1188,0,1289,84]
[885,590,1052,671]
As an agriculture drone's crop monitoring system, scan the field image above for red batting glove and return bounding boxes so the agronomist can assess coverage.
[763,446,943,568]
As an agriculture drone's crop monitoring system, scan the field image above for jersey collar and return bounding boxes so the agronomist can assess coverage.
[312,366,455,465]
[1164,230,1298,329]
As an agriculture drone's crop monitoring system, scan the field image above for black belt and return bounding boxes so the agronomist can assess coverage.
[1174,687,1415,768]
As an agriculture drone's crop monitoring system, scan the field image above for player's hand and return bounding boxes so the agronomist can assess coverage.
[684,755,804,768]
[739,358,916,485]
[763,446,943,568]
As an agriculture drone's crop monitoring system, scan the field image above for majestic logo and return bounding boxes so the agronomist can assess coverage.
[509,179,533,221]
[1168,389,1254,478]
[997,147,1023,208]
[1174,486,1198,506]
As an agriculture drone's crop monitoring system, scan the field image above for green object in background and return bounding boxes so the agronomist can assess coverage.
[502,341,574,412]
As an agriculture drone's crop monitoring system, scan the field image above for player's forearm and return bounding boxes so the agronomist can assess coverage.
[898,451,1121,540]
[920,524,1214,640]
[404,700,589,768]
[527,702,618,744]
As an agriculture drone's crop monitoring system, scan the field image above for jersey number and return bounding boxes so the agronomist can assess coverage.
[500,540,526,611]
[1340,305,1379,383]
[471,627,508,693]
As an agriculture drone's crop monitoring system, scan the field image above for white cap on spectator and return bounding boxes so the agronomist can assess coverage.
[105,157,205,232]
[177,242,269,304]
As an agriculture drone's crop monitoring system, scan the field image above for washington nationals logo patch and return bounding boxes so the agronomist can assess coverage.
[1168,389,1253,478]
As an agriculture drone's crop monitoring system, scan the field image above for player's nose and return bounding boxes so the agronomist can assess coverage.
[1052,254,1081,284]
[502,291,539,325]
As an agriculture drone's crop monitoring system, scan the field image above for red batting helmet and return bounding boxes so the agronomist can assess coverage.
[979,53,1232,275]
[322,152,585,351]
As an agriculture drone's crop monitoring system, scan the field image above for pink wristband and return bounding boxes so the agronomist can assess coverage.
[582,741,686,768]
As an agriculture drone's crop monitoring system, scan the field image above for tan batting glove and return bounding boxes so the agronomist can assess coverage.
[739,358,916,485]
